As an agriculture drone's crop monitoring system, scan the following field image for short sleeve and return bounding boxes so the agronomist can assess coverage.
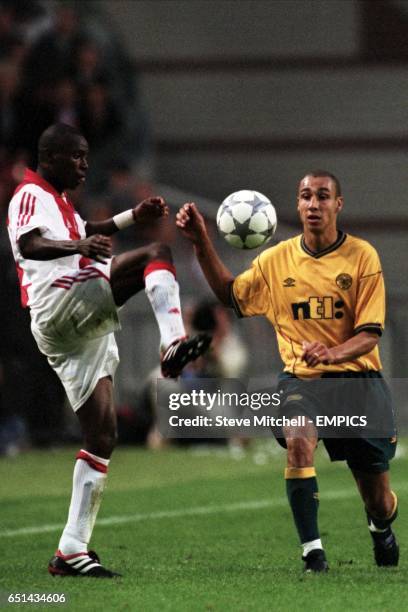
[354,245,385,336]
[11,190,49,240]
[231,255,270,317]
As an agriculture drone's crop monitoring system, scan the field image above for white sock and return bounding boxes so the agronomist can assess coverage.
[58,450,110,555]
[302,538,323,557]
[144,268,186,349]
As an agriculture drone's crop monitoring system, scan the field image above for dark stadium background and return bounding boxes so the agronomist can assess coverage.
[0,0,407,451]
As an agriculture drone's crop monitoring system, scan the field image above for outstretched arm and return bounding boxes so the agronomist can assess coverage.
[86,197,169,236]
[176,202,234,306]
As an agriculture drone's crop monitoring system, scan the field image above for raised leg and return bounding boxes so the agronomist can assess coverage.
[110,241,211,375]
[110,242,173,307]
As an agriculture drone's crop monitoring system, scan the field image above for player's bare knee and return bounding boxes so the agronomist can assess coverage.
[366,492,395,519]
[286,437,315,467]
[148,242,173,263]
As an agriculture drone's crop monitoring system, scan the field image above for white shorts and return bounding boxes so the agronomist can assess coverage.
[31,260,121,411]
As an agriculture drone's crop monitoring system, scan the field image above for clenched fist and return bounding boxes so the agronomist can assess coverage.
[176,202,208,244]
[132,197,169,224]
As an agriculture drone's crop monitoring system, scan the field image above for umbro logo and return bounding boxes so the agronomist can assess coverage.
[283,277,296,287]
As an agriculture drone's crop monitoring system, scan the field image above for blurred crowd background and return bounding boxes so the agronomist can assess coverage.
[1,0,407,454]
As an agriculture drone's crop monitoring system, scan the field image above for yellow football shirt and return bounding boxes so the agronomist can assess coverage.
[232,232,384,377]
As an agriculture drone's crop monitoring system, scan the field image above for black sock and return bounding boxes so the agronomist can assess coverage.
[367,491,398,539]
[285,467,320,545]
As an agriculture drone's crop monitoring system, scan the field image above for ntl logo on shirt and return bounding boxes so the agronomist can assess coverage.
[291,297,345,320]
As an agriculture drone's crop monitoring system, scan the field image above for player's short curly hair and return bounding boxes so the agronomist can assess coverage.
[300,170,342,197]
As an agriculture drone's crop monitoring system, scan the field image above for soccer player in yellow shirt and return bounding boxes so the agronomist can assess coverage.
[176,170,398,572]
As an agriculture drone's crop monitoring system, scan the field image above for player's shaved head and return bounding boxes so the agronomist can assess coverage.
[38,123,84,162]
[36,123,89,191]
[300,170,342,197]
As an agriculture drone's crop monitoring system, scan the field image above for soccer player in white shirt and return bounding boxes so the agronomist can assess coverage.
[7,123,210,577]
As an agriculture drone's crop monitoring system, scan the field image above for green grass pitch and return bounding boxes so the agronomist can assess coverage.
[0,441,407,611]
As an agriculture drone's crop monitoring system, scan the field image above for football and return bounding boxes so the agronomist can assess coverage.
[216,190,277,249]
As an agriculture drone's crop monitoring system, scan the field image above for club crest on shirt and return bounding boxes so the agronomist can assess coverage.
[336,273,352,290]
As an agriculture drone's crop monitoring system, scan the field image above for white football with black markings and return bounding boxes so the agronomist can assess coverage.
[216,190,277,249]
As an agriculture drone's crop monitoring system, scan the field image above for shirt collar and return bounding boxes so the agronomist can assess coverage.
[300,230,347,259]
[22,168,64,199]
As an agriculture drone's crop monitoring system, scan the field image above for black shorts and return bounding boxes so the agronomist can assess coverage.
[275,371,397,474]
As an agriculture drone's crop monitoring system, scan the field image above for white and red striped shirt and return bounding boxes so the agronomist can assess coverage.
[7,169,92,310]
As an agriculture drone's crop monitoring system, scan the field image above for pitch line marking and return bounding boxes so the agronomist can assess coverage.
[0,487,375,538]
